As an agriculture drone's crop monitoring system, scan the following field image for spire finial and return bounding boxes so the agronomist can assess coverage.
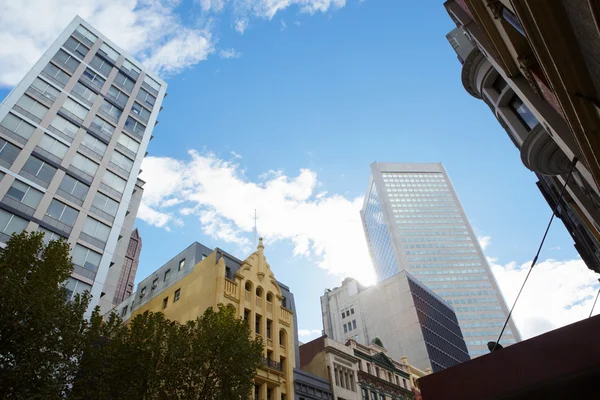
[258,237,264,249]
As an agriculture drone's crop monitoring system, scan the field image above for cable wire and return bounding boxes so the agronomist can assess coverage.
[491,159,578,352]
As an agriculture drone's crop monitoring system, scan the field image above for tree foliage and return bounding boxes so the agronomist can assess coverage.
[72,305,263,400]
[0,231,263,400]
[0,231,91,399]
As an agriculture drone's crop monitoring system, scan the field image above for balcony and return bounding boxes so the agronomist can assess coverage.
[1,196,36,217]
[520,124,572,176]
[41,214,73,235]
[99,183,122,201]
[79,232,106,250]
[89,205,115,224]
[260,357,282,372]
[280,307,293,327]
[224,278,238,301]
[87,122,112,143]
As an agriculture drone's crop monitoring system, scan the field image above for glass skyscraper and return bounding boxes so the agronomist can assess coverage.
[360,162,520,357]
[0,16,166,314]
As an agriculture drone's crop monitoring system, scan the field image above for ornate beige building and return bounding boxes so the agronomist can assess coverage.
[112,238,295,399]
[299,336,428,400]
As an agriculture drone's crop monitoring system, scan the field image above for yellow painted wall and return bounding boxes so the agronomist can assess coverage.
[129,239,295,399]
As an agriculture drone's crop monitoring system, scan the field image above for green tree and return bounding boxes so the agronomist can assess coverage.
[0,231,91,400]
[72,305,263,400]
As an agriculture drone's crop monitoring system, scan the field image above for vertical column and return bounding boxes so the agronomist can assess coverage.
[259,383,267,400]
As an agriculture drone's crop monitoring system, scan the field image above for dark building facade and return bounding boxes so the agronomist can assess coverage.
[112,227,141,304]
[406,273,471,372]
[444,0,600,273]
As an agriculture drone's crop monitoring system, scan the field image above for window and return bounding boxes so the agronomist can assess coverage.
[71,153,99,176]
[54,49,80,70]
[102,170,126,193]
[46,199,79,226]
[64,37,89,58]
[140,287,147,298]
[509,96,538,130]
[99,43,119,62]
[38,134,68,159]
[362,389,368,400]
[352,320,357,329]
[179,259,185,271]
[42,63,70,86]
[37,227,65,245]
[0,138,20,165]
[351,308,355,315]
[21,156,57,184]
[117,133,140,153]
[71,82,97,104]
[143,75,161,92]
[115,72,134,92]
[90,55,112,76]
[131,102,151,121]
[121,306,128,317]
[49,115,78,140]
[82,68,105,89]
[370,392,377,400]
[92,192,119,216]
[162,297,168,309]
[58,175,89,202]
[379,394,385,400]
[137,88,156,108]
[15,95,48,120]
[267,319,272,339]
[343,324,348,333]
[1,114,36,140]
[110,151,133,172]
[6,180,43,209]
[124,116,145,136]
[61,98,89,121]
[492,74,508,94]
[255,314,262,335]
[122,59,141,77]
[0,209,28,237]
[31,78,60,100]
[82,217,110,242]
[164,269,171,281]
[81,133,107,156]
[91,116,115,137]
[75,25,97,43]
[342,311,345,318]
[152,278,158,289]
[72,244,101,274]
[107,86,129,106]
[174,288,181,302]
[99,100,122,121]
[65,277,92,301]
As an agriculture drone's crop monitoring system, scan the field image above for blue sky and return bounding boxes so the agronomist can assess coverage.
[1,0,599,343]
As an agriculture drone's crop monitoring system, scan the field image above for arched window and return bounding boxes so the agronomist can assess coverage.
[245,281,252,292]
[279,329,287,347]
[256,286,263,297]
[266,292,273,302]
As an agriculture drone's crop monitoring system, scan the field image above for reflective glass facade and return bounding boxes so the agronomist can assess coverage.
[362,182,398,281]
[361,163,520,357]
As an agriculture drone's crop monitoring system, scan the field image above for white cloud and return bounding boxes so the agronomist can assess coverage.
[234,18,249,33]
[478,235,491,250]
[219,48,242,59]
[230,151,243,159]
[137,203,174,229]
[139,150,375,284]
[298,329,322,337]
[280,19,287,31]
[0,0,214,86]
[490,257,600,340]
[294,20,301,26]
